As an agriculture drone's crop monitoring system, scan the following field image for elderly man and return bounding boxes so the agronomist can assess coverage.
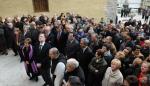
[65,32,80,59]
[49,48,66,86]
[55,24,68,54]
[44,26,55,46]
[89,33,101,53]
[103,36,117,55]
[76,38,94,85]
[64,58,85,85]
[141,40,150,58]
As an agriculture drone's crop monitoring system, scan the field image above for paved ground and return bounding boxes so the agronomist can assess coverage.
[0,50,44,86]
[117,13,150,24]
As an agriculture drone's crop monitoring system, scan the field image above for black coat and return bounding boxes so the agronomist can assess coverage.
[64,66,85,85]
[88,57,107,86]
[4,25,16,48]
[46,32,55,47]
[76,47,94,78]
[89,41,100,54]
[29,28,39,46]
[141,47,150,59]
[65,39,80,59]
[0,25,7,51]
[34,43,51,70]
[55,31,68,54]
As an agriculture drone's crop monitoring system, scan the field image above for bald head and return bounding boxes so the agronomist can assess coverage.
[49,48,59,59]
[144,40,150,47]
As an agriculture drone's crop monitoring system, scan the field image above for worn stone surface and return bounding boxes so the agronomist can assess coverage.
[0,50,44,86]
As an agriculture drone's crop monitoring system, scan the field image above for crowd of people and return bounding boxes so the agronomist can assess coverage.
[121,8,131,17]
[141,8,150,22]
[0,12,150,86]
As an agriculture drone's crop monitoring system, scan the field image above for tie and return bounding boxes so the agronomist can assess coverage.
[39,45,42,52]
[82,49,85,53]
[57,32,61,40]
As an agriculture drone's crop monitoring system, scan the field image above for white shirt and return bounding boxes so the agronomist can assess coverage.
[82,46,87,53]
[53,62,65,86]
[40,42,45,46]
[39,42,45,49]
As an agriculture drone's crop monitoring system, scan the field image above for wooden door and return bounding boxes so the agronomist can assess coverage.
[32,0,49,12]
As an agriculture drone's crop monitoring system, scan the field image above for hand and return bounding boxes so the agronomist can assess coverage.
[26,61,29,64]
[37,63,41,68]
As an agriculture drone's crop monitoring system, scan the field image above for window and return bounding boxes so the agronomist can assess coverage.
[32,0,49,12]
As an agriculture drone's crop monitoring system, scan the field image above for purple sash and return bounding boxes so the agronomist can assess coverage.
[22,45,38,73]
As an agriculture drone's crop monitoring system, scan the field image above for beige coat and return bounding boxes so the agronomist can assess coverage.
[102,67,123,86]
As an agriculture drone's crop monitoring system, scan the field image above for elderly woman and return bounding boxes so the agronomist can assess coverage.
[87,49,107,86]
[21,38,38,81]
[64,58,85,85]
[102,59,123,86]
[137,61,150,86]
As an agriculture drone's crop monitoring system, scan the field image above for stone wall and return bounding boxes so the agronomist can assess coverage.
[0,0,107,21]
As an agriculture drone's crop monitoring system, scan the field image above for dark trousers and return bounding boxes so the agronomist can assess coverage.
[41,68,52,85]
[26,64,37,78]
[12,42,18,55]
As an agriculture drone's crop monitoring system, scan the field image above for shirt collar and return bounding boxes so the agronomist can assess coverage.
[83,46,88,52]
[40,42,45,46]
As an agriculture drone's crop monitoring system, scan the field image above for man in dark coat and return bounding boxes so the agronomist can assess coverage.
[44,26,56,47]
[55,24,68,54]
[65,32,80,59]
[49,48,66,86]
[4,22,18,56]
[89,33,100,54]
[141,40,150,58]
[29,22,39,46]
[34,33,52,86]
[76,38,94,85]
[88,49,107,86]
[0,23,7,55]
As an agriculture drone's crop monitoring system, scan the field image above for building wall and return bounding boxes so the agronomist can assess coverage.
[0,0,33,18]
[0,0,107,21]
[142,0,150,8]
[0,0,108,21]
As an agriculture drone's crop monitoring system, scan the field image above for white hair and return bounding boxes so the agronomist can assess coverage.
[81,38,89,46]
[88,29,94,34]
[67,58,79,68]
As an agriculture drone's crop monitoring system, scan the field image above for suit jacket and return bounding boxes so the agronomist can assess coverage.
[34,43,51,70]
[55,31,68,54]
[76,47,94,76]
[65,39,80,59]
[46,32,55,47]
[29,28,39,46]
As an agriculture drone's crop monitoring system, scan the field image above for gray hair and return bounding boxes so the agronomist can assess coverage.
[81,38,89,46]
[67,58,79,68]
